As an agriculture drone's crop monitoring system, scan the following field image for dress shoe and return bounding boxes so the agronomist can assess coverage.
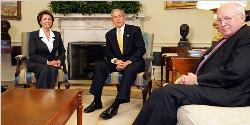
[99,105,119,119]
[84,101,102,113]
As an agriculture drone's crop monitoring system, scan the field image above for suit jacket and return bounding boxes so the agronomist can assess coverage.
[194,25,250,100]
[28,30,66,67]
[105,24,146,63]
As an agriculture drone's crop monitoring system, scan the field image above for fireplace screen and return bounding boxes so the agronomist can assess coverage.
[68,42,106,80]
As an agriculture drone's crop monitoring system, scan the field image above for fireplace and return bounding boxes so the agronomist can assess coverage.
[52,14,145,80]
[68,42,106,80]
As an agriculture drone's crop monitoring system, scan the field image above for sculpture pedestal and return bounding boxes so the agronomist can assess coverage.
[178,41,191,48]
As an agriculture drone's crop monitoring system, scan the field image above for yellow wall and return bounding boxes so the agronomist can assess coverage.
[141,0,214,45]
[8,0,51,44]
[7,1,250,47]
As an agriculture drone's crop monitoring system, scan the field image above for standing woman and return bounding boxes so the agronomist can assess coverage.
[28,10,66,89]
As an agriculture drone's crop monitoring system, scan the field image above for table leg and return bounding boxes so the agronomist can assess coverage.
[161,55,164,85]
[165,59,170,83]
[172,71,177,83]
[77,89,83,125]
[165,69,170,83]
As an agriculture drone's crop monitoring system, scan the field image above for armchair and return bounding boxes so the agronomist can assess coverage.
[104,32,154,104]
[15,32,70,89]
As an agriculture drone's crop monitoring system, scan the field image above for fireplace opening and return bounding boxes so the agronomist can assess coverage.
[68,42,106,80]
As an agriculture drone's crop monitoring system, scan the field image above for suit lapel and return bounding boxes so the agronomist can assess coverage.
[36,31,49,53]
[123,25,129,53]
[52,31,56,53]
[112,29,121,54]
[38,30,54,53]
[40,39,50,53]
[195,25,248,73]
[194,39,225,72]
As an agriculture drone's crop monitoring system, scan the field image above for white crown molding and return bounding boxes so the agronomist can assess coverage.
[54,13,146,20]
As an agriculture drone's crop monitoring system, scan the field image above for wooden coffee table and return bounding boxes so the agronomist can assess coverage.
[1,88,83,125]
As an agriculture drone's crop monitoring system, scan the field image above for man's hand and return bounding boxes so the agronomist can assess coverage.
[179,73,197,85]
[114,59,131,71]
[114,59,124,71]
[114,59,123,65]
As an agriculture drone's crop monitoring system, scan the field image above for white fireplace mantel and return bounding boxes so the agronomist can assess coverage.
[54,13,146,20]
[52,13,146,49]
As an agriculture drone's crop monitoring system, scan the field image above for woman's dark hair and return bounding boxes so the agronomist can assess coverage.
[37,10,54,28]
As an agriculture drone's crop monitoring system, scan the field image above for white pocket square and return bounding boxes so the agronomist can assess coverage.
[127,35,129,36]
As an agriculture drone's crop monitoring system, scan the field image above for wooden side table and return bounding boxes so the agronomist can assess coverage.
[161,46,208,85]
[160,46,190,84]
[164,56,200,83]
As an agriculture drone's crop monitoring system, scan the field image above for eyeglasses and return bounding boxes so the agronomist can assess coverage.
[216,14,240,24]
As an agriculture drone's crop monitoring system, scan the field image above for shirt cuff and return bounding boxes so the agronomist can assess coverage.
[195,82,199,85]
[111,58,117,64]
[128,60,132,64]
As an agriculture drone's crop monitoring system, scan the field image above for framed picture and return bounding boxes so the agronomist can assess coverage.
[165,1,197,10]
[1,1,21,20]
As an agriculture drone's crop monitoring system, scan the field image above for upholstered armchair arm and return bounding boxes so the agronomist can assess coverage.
[15,54,27,61]
[15,54,27,77]
[143,57,153,81]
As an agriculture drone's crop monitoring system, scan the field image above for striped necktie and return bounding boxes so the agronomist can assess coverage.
[195,38,227,75]
[117,29,123,54]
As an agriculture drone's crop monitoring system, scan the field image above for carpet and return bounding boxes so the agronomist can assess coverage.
[66,95,142,125]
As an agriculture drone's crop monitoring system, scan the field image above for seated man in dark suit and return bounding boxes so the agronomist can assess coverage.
[84,9,146,119]
[133,2,250,125]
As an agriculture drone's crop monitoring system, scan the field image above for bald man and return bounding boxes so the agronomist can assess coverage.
[133,2,250,125]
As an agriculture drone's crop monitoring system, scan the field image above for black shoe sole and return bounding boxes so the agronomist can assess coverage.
[84,106,103,113]
[100,111,118,120]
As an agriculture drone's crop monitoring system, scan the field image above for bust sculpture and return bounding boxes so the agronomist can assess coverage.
[1,20,11,48]
[178,24,191,48]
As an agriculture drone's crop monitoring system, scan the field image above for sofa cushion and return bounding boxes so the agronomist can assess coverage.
[177,105,250,125]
